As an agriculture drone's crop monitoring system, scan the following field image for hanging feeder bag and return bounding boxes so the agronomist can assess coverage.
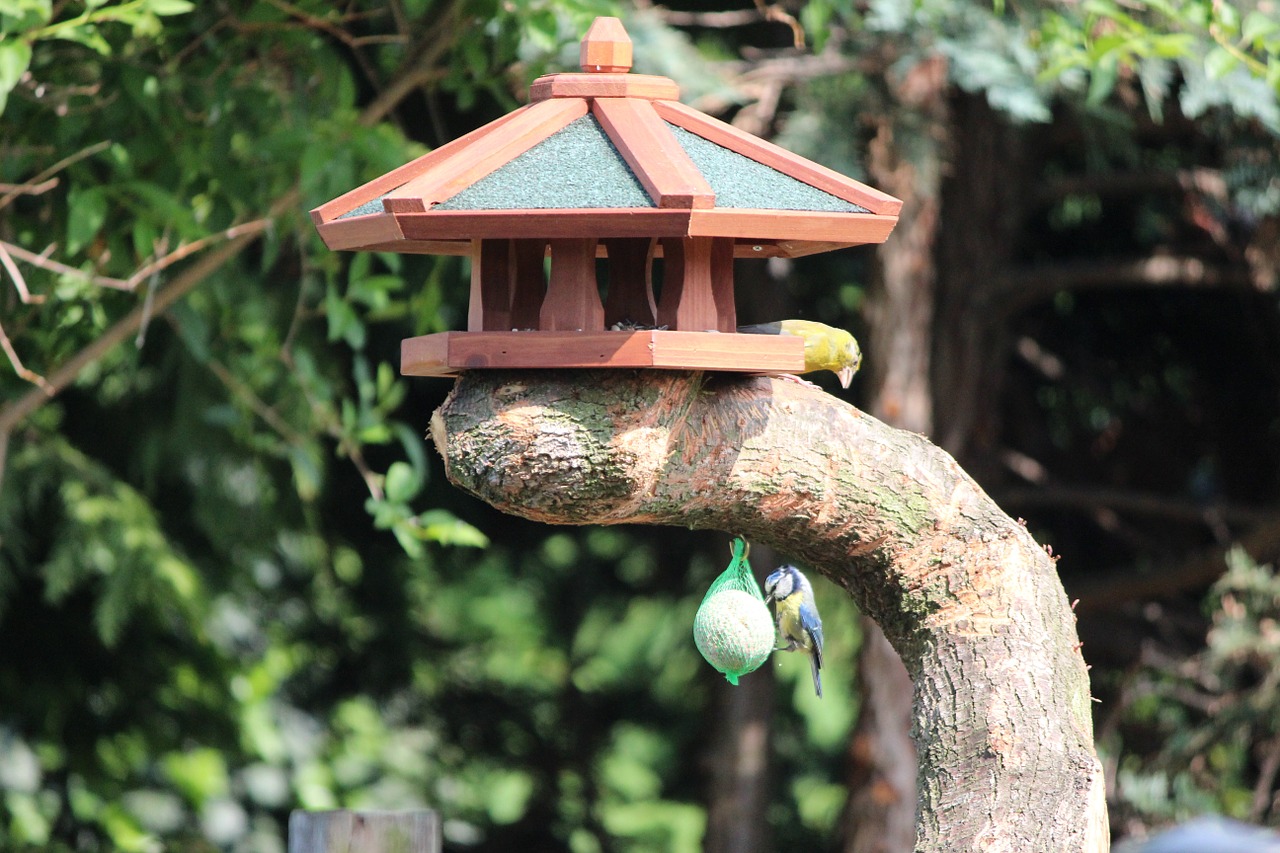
[694,537,775,684]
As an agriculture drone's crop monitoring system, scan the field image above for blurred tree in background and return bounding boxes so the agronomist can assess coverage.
[0,0,1277,851]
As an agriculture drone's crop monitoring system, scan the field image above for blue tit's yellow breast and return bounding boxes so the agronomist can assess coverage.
[775,594,812,649]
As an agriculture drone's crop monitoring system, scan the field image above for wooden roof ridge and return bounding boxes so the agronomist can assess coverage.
[380,97,589,214]
[308,104,536,226]
[652,100,903,217]
[591,98,713,210]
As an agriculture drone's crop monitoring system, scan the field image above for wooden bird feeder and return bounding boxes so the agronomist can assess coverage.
[311,17,902,377]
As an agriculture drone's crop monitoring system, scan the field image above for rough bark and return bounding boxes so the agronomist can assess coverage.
[848,73,948,853]
[430,369,1109,852]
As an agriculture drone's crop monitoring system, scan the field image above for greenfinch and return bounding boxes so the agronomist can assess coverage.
[737,320,862,388]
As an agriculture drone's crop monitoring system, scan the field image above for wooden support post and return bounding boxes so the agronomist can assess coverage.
[603,237,655,328]
[468,239,513,331]
[509,239,547,330]
[540,238,603,331]
[710,237,736,332]
[657,236,717,331]
[289,810,440,853]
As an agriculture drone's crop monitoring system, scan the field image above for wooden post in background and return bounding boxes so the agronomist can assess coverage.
[289,810,441,853]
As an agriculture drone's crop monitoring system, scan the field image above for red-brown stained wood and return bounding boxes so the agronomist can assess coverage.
[381,98,589,213]
[509,239,546,330]
[592,99,714,209]
[654,100,904,216]
[322,210,892,255]
[309,106,533,225]
[400,332,452,376]
[657,236,717,332]
[314,212,405,251]
[395,209,694,242]
[540,238,603,331]
[360,240,471,255]
[710,237,736,332]
[602,238,656,327]
[688,209,899,244]
[468,239,513,332]
[771,240,859,258]
[580,17,632,73]
[529,74,680,102]
[399,330,803,375]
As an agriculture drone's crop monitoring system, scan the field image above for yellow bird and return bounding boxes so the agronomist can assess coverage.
[737,320,862,388]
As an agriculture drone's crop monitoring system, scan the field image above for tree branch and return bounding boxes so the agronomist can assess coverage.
[1000,255,1254,312]
[431,369,1108,852]
[1073,514,1280,609]
[999,484,1277,528]
[0,33,436,442]
[0,228,265,437]
[0,240,131,290]
[0,140,110,212]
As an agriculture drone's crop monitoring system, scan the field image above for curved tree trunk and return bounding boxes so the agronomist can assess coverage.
[849,74,949,852]
[430,369,1109,852]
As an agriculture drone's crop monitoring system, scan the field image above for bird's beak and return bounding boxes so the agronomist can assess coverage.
[838,366,854,389]
[764,591,774,605]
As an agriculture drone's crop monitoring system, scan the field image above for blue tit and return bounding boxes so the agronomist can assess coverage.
[764,565,825,698]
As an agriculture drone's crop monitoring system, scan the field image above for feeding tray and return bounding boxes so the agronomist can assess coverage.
[311,17,902,377]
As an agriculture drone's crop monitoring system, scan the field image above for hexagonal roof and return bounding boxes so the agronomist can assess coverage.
[311,17,901,260]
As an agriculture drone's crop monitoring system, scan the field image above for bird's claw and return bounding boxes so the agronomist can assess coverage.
[776,373,822,389]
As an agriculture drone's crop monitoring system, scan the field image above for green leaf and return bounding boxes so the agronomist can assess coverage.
[53,24,112,54]
[1216,1,1241,34]
[1241,11,1280,45]
[0,38,30,115]
[288,444,323,502]
[1086,56,1119,105]
[416,509,490,548]
[0,0,51,31]
[1205,46,1240,80]
[1150,33,1194,59]
[383,461,420,503]
[325,282,366,349]
[66,186,108,254]
[145,0,194,15]
[391,521,424,558]
[163,748,229,806]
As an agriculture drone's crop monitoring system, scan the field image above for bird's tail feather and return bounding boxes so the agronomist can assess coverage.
[810,653,823,698]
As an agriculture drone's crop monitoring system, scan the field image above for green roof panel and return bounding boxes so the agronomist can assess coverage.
[668,123,868,213]
[435,115,654,211]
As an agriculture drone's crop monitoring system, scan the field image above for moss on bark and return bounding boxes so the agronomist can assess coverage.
[431,369,1109,851]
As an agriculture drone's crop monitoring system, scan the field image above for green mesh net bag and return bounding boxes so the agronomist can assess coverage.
[694,537,775,684]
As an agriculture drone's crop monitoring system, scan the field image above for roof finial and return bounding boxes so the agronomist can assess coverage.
[580,17,632,73]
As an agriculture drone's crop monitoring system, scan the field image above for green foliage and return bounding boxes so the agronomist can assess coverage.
[0,6,860,847]
[3,0,1275,849]
[1036,0,1280,126]
[799,0,1279,133]
[1106,550,1280,825]
[0,0,195,115]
